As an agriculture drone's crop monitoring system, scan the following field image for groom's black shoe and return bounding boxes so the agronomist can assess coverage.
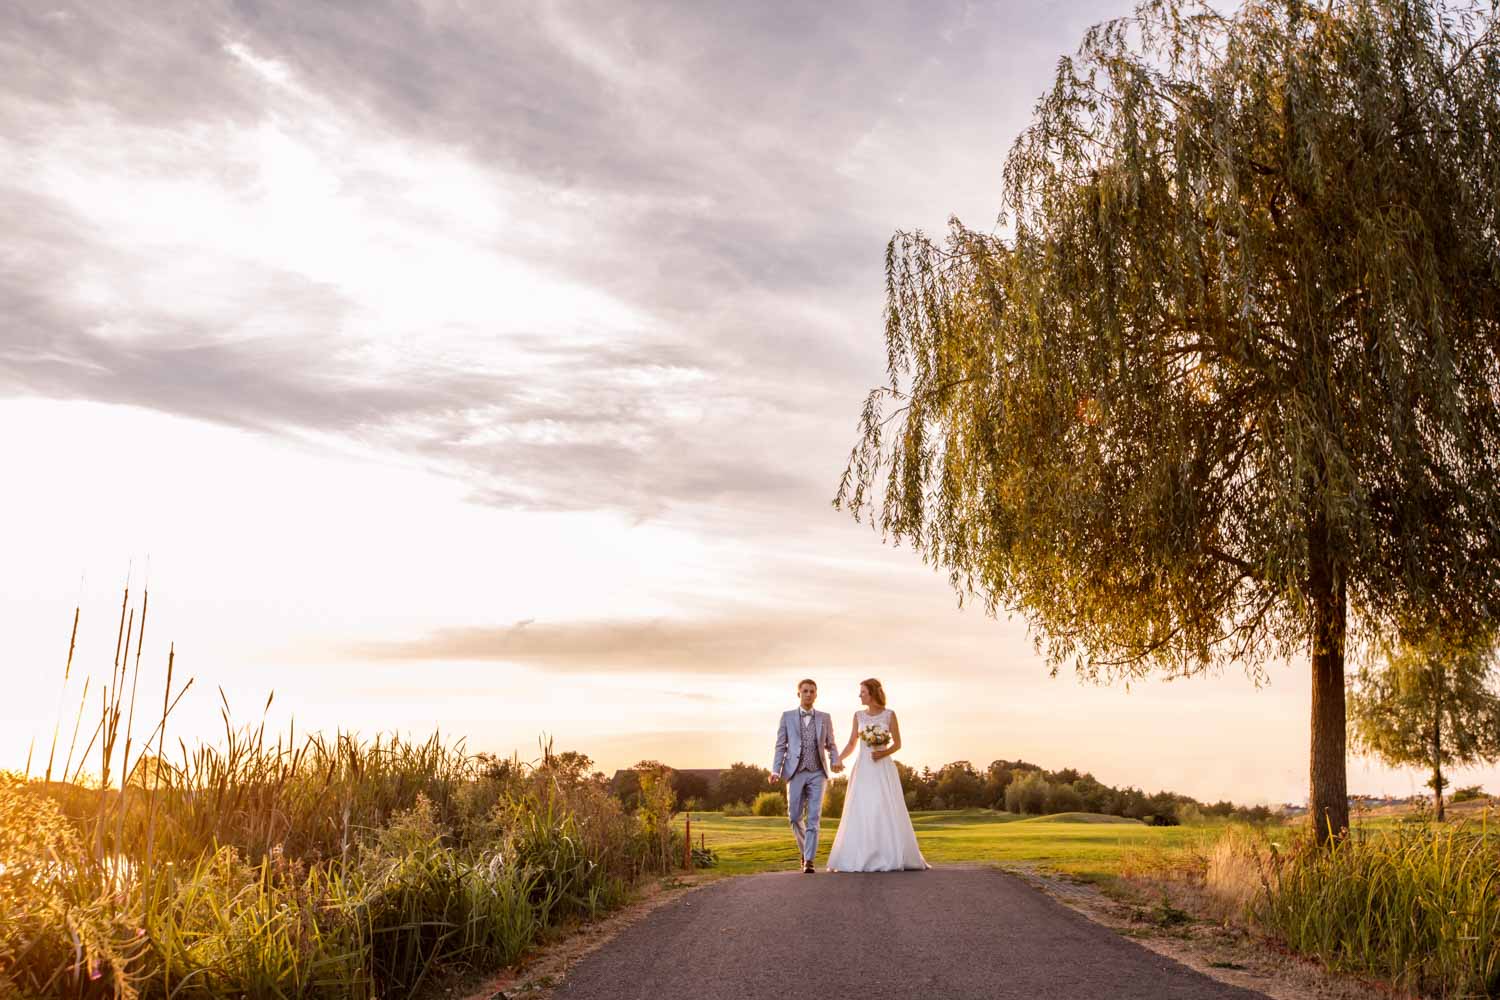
[802,860,815,874]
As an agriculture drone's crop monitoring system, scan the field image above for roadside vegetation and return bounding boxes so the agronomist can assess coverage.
[0,587,688,1000]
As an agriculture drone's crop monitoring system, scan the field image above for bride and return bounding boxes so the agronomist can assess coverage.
[826,678,929,872]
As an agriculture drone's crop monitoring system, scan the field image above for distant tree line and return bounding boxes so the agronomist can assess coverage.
[609,757,1275,825]
[890,759,1275,826]
[610,760,776,814]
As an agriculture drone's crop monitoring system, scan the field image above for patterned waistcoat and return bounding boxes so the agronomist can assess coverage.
[795,713,820,774]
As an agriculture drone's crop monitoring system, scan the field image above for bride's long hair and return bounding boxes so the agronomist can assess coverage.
[860,677,887,708]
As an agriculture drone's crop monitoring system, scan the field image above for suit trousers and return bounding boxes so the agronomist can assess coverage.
[786,768,827,862]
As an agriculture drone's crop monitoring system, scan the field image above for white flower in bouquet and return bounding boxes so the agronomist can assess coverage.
[859,724,891,748]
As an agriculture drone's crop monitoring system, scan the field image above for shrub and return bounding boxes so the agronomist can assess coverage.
[1256,821,1500,997]
[1043,783,1084,814]
[717,763,774,807]
[752,791,785,817]
[1005,771,1050,815]
[821,777,848,818]
[720,801,752,817]
[935,761,985,808]
[1452,785,1487,803]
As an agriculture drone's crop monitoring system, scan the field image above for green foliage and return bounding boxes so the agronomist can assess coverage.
[934,761,986,808]
[1006,771,1051,815]
[672,771,712,808]
[4,733,679,1000]
[751,790,785,818]
[1044,782,1085,814]
[821,776,848,817]
[1350,628,1500,818]
[838,0,1500,842]
[1453,785,1488,803]
[1257,819,1500,997]
[632,763,680,873]
[716,762,774,809]
[719,800,753,817]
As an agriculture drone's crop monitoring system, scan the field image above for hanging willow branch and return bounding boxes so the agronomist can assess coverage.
[838,0,1500,687]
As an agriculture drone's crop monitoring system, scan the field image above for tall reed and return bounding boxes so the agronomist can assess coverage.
[1254,816,1500,997]
[1,583,682,999]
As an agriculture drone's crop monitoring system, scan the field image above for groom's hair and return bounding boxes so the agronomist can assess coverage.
[797,678,817,690]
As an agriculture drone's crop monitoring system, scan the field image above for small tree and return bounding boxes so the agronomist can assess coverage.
[634,762,677,870]
[1350,628,1500,820]
[983,760,1016,807]
[821,776,849,818]
[838,0,1500,844]
[1044,783,1085,814]
[1005,771,1050,815]
[716,762,774,808]
[935,761,986,808]
[673,771,712,811]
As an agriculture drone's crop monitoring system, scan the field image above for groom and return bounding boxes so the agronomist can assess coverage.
[770,678,842,873]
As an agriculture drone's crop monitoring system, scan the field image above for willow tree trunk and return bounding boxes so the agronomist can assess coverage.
[1432,689,1446,821]
[1308,518,1350,844]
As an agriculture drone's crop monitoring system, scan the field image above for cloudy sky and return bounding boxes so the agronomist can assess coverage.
[2,0,1486,805]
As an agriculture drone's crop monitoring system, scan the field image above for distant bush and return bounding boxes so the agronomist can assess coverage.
[935,761,986,808]
[1006,772,1050,815]
[717,762,775,808]
[720,800,752,817]
[1452,785,1487,803]
[752,790,786,817]
[822,777,848,817]
[1044,783,1084,814]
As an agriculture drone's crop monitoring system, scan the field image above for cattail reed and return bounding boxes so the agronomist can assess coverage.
[43,602,81,783]
[3,580,682,999]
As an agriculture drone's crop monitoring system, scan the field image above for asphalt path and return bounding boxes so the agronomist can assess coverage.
[554,866,1270,1000]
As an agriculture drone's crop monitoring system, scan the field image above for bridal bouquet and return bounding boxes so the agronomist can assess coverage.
[859,724,891,749]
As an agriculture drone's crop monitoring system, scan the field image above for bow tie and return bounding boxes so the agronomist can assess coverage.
[800,710,813,718]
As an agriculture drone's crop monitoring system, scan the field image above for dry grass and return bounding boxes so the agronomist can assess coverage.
[1,583,685,999]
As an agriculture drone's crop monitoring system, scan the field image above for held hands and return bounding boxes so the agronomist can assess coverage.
[769,772,780,784]
[831,759,845,773]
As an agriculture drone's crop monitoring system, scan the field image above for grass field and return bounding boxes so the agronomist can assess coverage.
[686,809,1221,879]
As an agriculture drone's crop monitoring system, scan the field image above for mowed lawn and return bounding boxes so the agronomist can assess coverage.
[686,809,1222,880]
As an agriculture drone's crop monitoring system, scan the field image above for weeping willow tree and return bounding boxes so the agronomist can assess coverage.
[837,0,1500,843]
[1350,625,1500,820]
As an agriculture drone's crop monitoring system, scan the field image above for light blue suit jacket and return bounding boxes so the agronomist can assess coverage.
[772,708,840,780]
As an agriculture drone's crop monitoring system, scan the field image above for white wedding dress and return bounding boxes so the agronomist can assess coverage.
[826,709,930,872]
